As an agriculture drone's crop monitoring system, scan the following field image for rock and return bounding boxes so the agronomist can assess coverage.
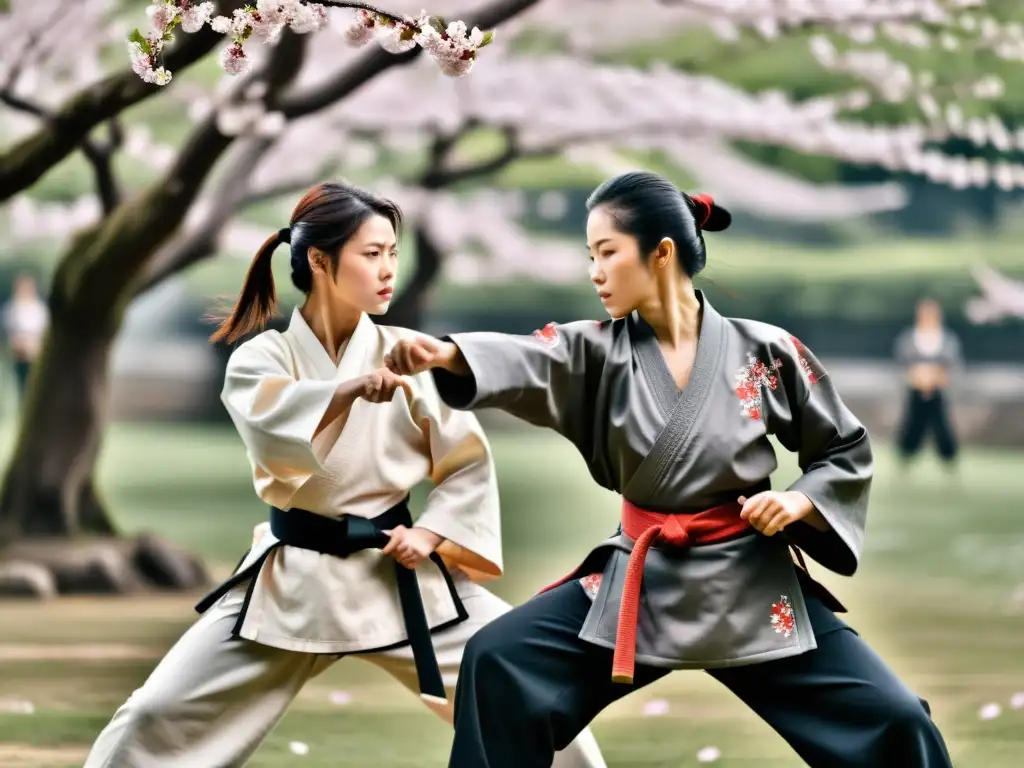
[50,544,149,595]
[0,534,211,596]
[133,533,211,590]
[0,560,57,599]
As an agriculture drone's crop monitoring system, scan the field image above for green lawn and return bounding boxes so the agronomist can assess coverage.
[0,423,1022,766]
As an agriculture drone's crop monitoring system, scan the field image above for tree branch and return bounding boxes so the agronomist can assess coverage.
[132,137,280,297]
[312,1,409,25]
[0,90,123,214]
[423,124,520,188]
[240,161,346,208]
[51,31,308,321]
[134,149,350,299]
[0,0,247,203]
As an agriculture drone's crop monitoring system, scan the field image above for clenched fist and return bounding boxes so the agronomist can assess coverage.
[359,367,413,404]
[381,525,444,569]
[739,490,823,537]
[385,335,458,377]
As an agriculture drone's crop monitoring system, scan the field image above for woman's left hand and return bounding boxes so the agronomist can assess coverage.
[381,525,445,569]
[738,491,818,537]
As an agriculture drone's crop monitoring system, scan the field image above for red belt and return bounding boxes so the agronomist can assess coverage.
[613,498,750,683]
[540,497,751,685]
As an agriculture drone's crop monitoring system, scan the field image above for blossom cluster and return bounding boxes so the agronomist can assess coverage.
[128,0,493,85]
[341,8,492,77]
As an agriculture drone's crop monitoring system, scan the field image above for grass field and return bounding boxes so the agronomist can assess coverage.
[0,422,1022,767]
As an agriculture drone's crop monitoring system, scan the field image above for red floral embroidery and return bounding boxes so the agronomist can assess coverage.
[532,322,560,347]
[770,595,795,637]
[789,336,824,385]
[734,354,782,420]
[579,573,603,597]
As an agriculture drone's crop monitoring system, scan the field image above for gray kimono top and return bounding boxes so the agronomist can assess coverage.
[894,327,963,383]
[431,292,873,670]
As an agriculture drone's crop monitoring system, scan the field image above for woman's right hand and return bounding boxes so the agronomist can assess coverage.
[359,367,413,403]
[385,336,463,376]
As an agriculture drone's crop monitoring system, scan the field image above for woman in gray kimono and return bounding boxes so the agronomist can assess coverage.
[385,171,954,768]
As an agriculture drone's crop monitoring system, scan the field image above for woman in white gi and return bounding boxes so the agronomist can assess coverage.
[83,182,606,768]
[386,172,955,768]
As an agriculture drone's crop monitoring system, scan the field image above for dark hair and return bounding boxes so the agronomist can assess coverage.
[586,171,731,277]
[210,182,403,344]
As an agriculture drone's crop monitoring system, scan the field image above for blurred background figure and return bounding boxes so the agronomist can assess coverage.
[893,299,962,471]
[2,273,48,409]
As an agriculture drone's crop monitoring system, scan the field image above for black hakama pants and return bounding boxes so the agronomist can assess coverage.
[897,388,958,463]
[449,579,953,768]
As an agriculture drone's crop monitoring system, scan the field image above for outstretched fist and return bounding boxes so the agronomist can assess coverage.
[385,336,445,377]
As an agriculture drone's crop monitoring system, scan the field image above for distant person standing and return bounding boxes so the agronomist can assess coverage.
[894,298,962,467]
[2,274,49,406]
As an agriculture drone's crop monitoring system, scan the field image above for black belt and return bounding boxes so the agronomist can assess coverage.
[196,497,448,701]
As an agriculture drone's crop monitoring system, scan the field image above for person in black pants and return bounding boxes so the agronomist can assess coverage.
[893,299,962,467]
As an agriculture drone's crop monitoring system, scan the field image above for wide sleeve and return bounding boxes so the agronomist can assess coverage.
[893,329,914,366]
[430,320,607,449]
[220,340,340,491]
[764,334,874,577]
[408,380,503,583]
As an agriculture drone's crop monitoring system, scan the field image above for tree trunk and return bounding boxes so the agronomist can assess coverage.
[0,314,209,597]
[0,321,115,538]
[382,227,443,330]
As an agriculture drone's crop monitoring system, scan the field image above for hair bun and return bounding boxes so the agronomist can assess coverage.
[688,193,732,233]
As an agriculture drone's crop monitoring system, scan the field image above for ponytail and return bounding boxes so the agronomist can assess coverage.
[686,193,732,233]
[209,228,291,344]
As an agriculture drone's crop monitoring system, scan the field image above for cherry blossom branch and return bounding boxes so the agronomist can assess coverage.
[660,0,979,29]
[277,0,538,118]
[128,0,495,84]
[965,263,1024,324]
[312,47,1024,192]
[0,0,76,93]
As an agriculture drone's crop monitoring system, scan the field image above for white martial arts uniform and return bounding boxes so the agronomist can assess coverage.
[84,309,606,768]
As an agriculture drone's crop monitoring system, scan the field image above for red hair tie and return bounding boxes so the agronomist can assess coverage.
[691,193,714,228]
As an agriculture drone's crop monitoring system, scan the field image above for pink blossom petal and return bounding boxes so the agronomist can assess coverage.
[641,698,670,717]
[697,746,721,763]
[978,702,1002,720]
